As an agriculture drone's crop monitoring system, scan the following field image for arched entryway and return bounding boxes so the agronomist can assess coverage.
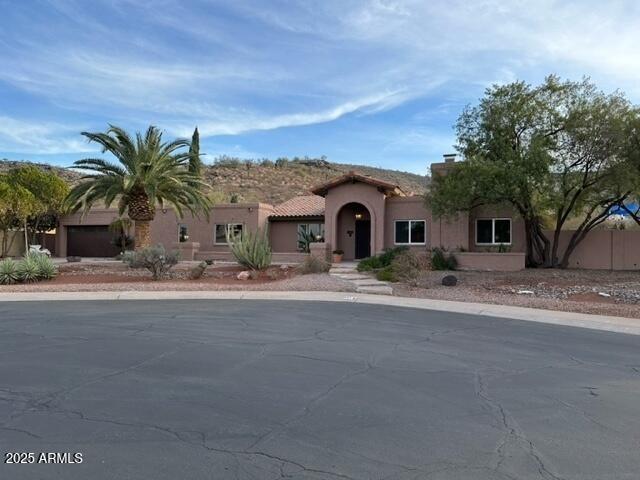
[335,202,372,260]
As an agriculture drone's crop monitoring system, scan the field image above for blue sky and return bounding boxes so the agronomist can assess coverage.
[1,0,639,174]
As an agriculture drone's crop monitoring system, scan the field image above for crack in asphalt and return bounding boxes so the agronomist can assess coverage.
[475,371,566,480]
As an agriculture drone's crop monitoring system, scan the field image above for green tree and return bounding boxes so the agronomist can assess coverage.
[65,125,212,250]
[188,127,202,178]
[429,76,636,268]
[0,174,37,256]
[9,166,69,244]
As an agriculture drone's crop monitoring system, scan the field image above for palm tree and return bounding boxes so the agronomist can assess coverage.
[65,125,211,250]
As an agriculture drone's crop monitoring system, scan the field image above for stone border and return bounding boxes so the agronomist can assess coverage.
[0,290,638,336]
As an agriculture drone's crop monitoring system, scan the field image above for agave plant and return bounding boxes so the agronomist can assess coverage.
[0,258,19,285]
[33,254,58,280]
[17,255,40,283]
[65,125,211,250]
[227,227,272,270]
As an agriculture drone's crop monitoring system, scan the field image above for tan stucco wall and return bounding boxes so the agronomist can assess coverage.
[550,230,640,270]
[57,203,272,257]
[455,252,526,271]
[324,182,386,257]
[0,231,26,257]
[384,196,431,252]
[269,221,299,253]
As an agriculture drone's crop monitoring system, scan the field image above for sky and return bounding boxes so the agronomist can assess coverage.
[1,0,639,175]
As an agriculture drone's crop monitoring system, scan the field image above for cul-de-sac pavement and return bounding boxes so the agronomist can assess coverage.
[1,299,639,479]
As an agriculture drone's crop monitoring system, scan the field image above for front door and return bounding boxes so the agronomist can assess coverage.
[355,220,371,259]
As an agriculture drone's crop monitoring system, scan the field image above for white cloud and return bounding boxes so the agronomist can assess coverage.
[0,116,96,155]
[2,0,640,160]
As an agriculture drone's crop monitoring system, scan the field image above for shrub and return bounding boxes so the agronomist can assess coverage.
[297,255,330,274]
[431,247,458,271]
[122,245,180,280]
[33,254,58,280]
[376,266,395,282]
[17,255,40,283]
[357,246,409,272]
[390,251,430,284]
[0,259,19,285]
[227,228,272,270]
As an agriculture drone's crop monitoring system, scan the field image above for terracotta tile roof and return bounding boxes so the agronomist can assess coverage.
[310,171,405,197]
[271,195,325,218]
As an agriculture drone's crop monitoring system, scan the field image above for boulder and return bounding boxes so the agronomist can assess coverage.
[237,271,251,281]
[441,275,457,287]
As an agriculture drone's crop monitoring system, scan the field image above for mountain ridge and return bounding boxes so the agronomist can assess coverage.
[0,157,429,205]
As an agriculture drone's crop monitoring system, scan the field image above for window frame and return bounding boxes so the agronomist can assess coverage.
[214,223,244,245]
[297,223,325,251]
[394,219,427,246]
[178,224,189,243]
[475,218,512,246]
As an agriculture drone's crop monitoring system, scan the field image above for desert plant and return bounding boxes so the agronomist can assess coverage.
[297,255,330,274]
[390,251,430,284]
[189,261,208,280]
[376,266,395,282]
[298,229,318,253]
[431,247,457,271]
[65,125,211,250]
[16,254,40,282]
[33,253,57,280]
[0,258,19,285]
[357,246,408,272]
[227,227,272,270]
[122,244,179,280]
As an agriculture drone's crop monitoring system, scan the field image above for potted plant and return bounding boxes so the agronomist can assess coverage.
[332,249,344,263]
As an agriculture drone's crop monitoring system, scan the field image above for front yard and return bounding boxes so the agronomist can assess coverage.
[393,269,640,318]
[0,260,355,293]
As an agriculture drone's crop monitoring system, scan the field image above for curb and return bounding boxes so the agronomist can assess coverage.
[0,290,638,336]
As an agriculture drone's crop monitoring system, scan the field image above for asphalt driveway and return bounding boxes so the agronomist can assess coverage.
[0,300,639,479]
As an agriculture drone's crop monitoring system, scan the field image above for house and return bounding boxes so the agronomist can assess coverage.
[55,155,528,270]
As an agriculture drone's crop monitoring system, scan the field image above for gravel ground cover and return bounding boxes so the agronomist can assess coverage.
[393,269,640,318]
[0,262,357,293]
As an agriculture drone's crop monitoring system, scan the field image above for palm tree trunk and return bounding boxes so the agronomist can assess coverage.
[134,221,152,250]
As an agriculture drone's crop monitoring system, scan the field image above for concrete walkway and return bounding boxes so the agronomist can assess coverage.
[1,290,639,336]
[329,261,393,294]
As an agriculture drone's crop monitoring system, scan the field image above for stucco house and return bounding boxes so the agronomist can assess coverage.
[55,155,527,270]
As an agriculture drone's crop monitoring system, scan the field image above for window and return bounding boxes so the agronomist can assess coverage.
[476,218,512,245]
[178,224,189,243]
[297,223,325,251]
[394,220,426,245]
[215,223,243,244]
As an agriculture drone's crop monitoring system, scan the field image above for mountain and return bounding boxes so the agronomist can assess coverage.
[0,157,429,205]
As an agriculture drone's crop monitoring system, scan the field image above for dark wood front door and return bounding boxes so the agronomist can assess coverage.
[355,220,371,259]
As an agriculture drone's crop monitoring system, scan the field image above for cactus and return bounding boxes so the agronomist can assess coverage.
[227,227,272,270]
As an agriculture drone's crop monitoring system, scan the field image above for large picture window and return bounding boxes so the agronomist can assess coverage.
[475,218,511,245]
[297,223,325,251]
[394,220,426,245]
[215,223,243,244]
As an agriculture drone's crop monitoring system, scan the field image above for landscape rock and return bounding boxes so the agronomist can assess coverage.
[237,271,251,281]
[442,275,457,287]
[66,256,81,263]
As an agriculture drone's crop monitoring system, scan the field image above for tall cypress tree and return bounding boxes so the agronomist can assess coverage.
[188,127,202,178]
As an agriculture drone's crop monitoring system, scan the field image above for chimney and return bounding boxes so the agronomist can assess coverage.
[443,153,456,163]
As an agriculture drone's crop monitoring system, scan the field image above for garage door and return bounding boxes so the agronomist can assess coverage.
[67,226,120,257]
